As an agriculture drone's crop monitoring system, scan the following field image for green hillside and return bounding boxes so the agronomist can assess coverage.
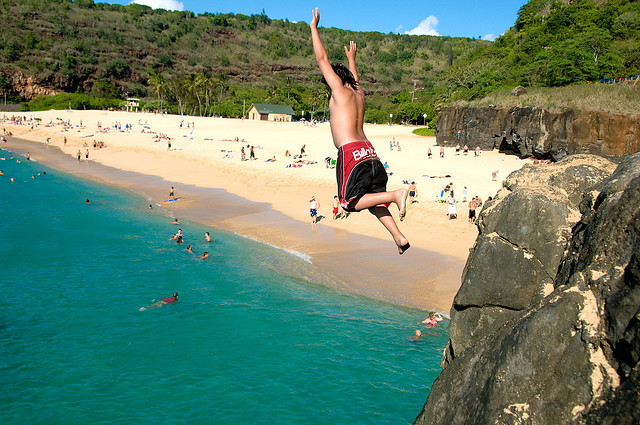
[0,0,485,124]
[1,0,638,120]
[443,0,640,102]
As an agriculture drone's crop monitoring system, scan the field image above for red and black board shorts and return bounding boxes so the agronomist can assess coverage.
[336,141,388,212]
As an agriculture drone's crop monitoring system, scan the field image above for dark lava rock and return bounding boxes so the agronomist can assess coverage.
[415,153,640,424]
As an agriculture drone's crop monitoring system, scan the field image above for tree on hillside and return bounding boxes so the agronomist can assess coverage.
[147,70,166,112]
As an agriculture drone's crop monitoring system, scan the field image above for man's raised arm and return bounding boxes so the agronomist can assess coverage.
[344,41,359,83]
[310,8,342,90]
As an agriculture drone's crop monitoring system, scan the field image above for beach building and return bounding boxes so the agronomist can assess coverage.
[125,98,140,112]
[247,103,295,121]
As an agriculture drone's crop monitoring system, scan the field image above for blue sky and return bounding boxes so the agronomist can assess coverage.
[102,0,527,41]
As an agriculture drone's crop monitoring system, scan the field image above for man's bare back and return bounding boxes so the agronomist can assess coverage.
[328,84,367,148]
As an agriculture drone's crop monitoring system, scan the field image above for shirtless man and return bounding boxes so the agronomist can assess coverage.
[310,8,409,254]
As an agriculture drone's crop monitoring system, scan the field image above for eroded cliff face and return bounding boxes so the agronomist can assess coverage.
[414,153,640,425]
[435,107,640,161]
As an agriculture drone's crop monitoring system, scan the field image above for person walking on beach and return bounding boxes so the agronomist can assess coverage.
[311,7,409,254]
[169,186,175,199]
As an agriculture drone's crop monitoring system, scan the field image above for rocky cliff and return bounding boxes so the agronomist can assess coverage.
[414,153,640,424]
[435,107,640,161]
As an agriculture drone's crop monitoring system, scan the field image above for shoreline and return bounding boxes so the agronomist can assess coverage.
[2,110,528,312]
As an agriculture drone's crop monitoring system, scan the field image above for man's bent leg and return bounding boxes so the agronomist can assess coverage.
[352,188,408,220]
[368,205,410,254]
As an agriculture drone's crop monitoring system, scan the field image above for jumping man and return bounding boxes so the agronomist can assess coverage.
[310,8,409,254]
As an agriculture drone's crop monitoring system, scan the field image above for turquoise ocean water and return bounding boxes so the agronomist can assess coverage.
[0,147,447,424]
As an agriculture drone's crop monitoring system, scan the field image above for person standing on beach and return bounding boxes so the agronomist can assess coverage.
[169,186,175,199]
[309,195,320,224]
[408,181,418,204]
[311,7,409,254]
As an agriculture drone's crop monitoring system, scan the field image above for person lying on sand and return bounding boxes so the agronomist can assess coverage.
[311,7,409,254]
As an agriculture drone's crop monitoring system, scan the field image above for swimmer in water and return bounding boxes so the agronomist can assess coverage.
[409,329,423,341]
[420,311,443,327]
[205,232,212,242]
[201,251,209,260]
[139,292,178,311]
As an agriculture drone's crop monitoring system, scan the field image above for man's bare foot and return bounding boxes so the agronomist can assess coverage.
[394,235,410,254]
[398,242,411,255]
[397,188,409,221]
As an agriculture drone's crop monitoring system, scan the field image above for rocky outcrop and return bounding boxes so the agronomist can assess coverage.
[10,71,60,99]
[414,153,640,424]
[435,106,640,161]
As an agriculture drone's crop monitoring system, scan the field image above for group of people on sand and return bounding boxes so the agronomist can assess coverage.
[410,311,444,341]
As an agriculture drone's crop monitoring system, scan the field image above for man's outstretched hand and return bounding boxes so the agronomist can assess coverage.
[345,41,357,61]
[311,7,320,28]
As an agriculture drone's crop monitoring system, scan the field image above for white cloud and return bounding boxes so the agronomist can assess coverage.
[405,16,440,36]
[395,24,404,34]
[483,33,496,41]
[129,0,184,11]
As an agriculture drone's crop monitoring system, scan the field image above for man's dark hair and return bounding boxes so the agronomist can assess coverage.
[321,63,359,92]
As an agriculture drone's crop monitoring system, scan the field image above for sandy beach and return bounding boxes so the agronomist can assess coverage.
[2,110,527,312]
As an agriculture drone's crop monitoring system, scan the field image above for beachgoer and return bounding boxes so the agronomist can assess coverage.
[463,145,469,155]
[86,199,91,204]
[311,8,409,253]
[440,146,445,158]
[300,144,306,156]
[139,292,178,311]
[427,147,432,159]
[383,161,392,175]
[169,186,175,199]
[148,204,153,209]
[205,232,212,242]
[447,193,457,221]
[77,150,81,161]
[462,186,468,202]
[201,251,209,260]
[309,195,320,224]
[455,144,460,155]
[408,181,418,204]
[421,311,443,327]
[409,329,423,341]
[250,146,256,160]
[171,218,179,225]
[468,197,477,223]
[85,149,89,159]
[186,244,193,253]
[492,170,499,181]
[332,195,341,220]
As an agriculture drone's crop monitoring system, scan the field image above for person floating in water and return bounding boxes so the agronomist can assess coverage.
[310,8,409,254]
[139,292,178,311]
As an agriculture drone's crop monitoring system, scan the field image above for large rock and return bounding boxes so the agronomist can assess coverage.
[415,153,640,424]
[435,106,640,161]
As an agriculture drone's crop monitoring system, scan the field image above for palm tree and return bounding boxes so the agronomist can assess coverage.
[214,73,229,116]
[147,70,166,112]
[185,73,201,116]
[197,70,213,116]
